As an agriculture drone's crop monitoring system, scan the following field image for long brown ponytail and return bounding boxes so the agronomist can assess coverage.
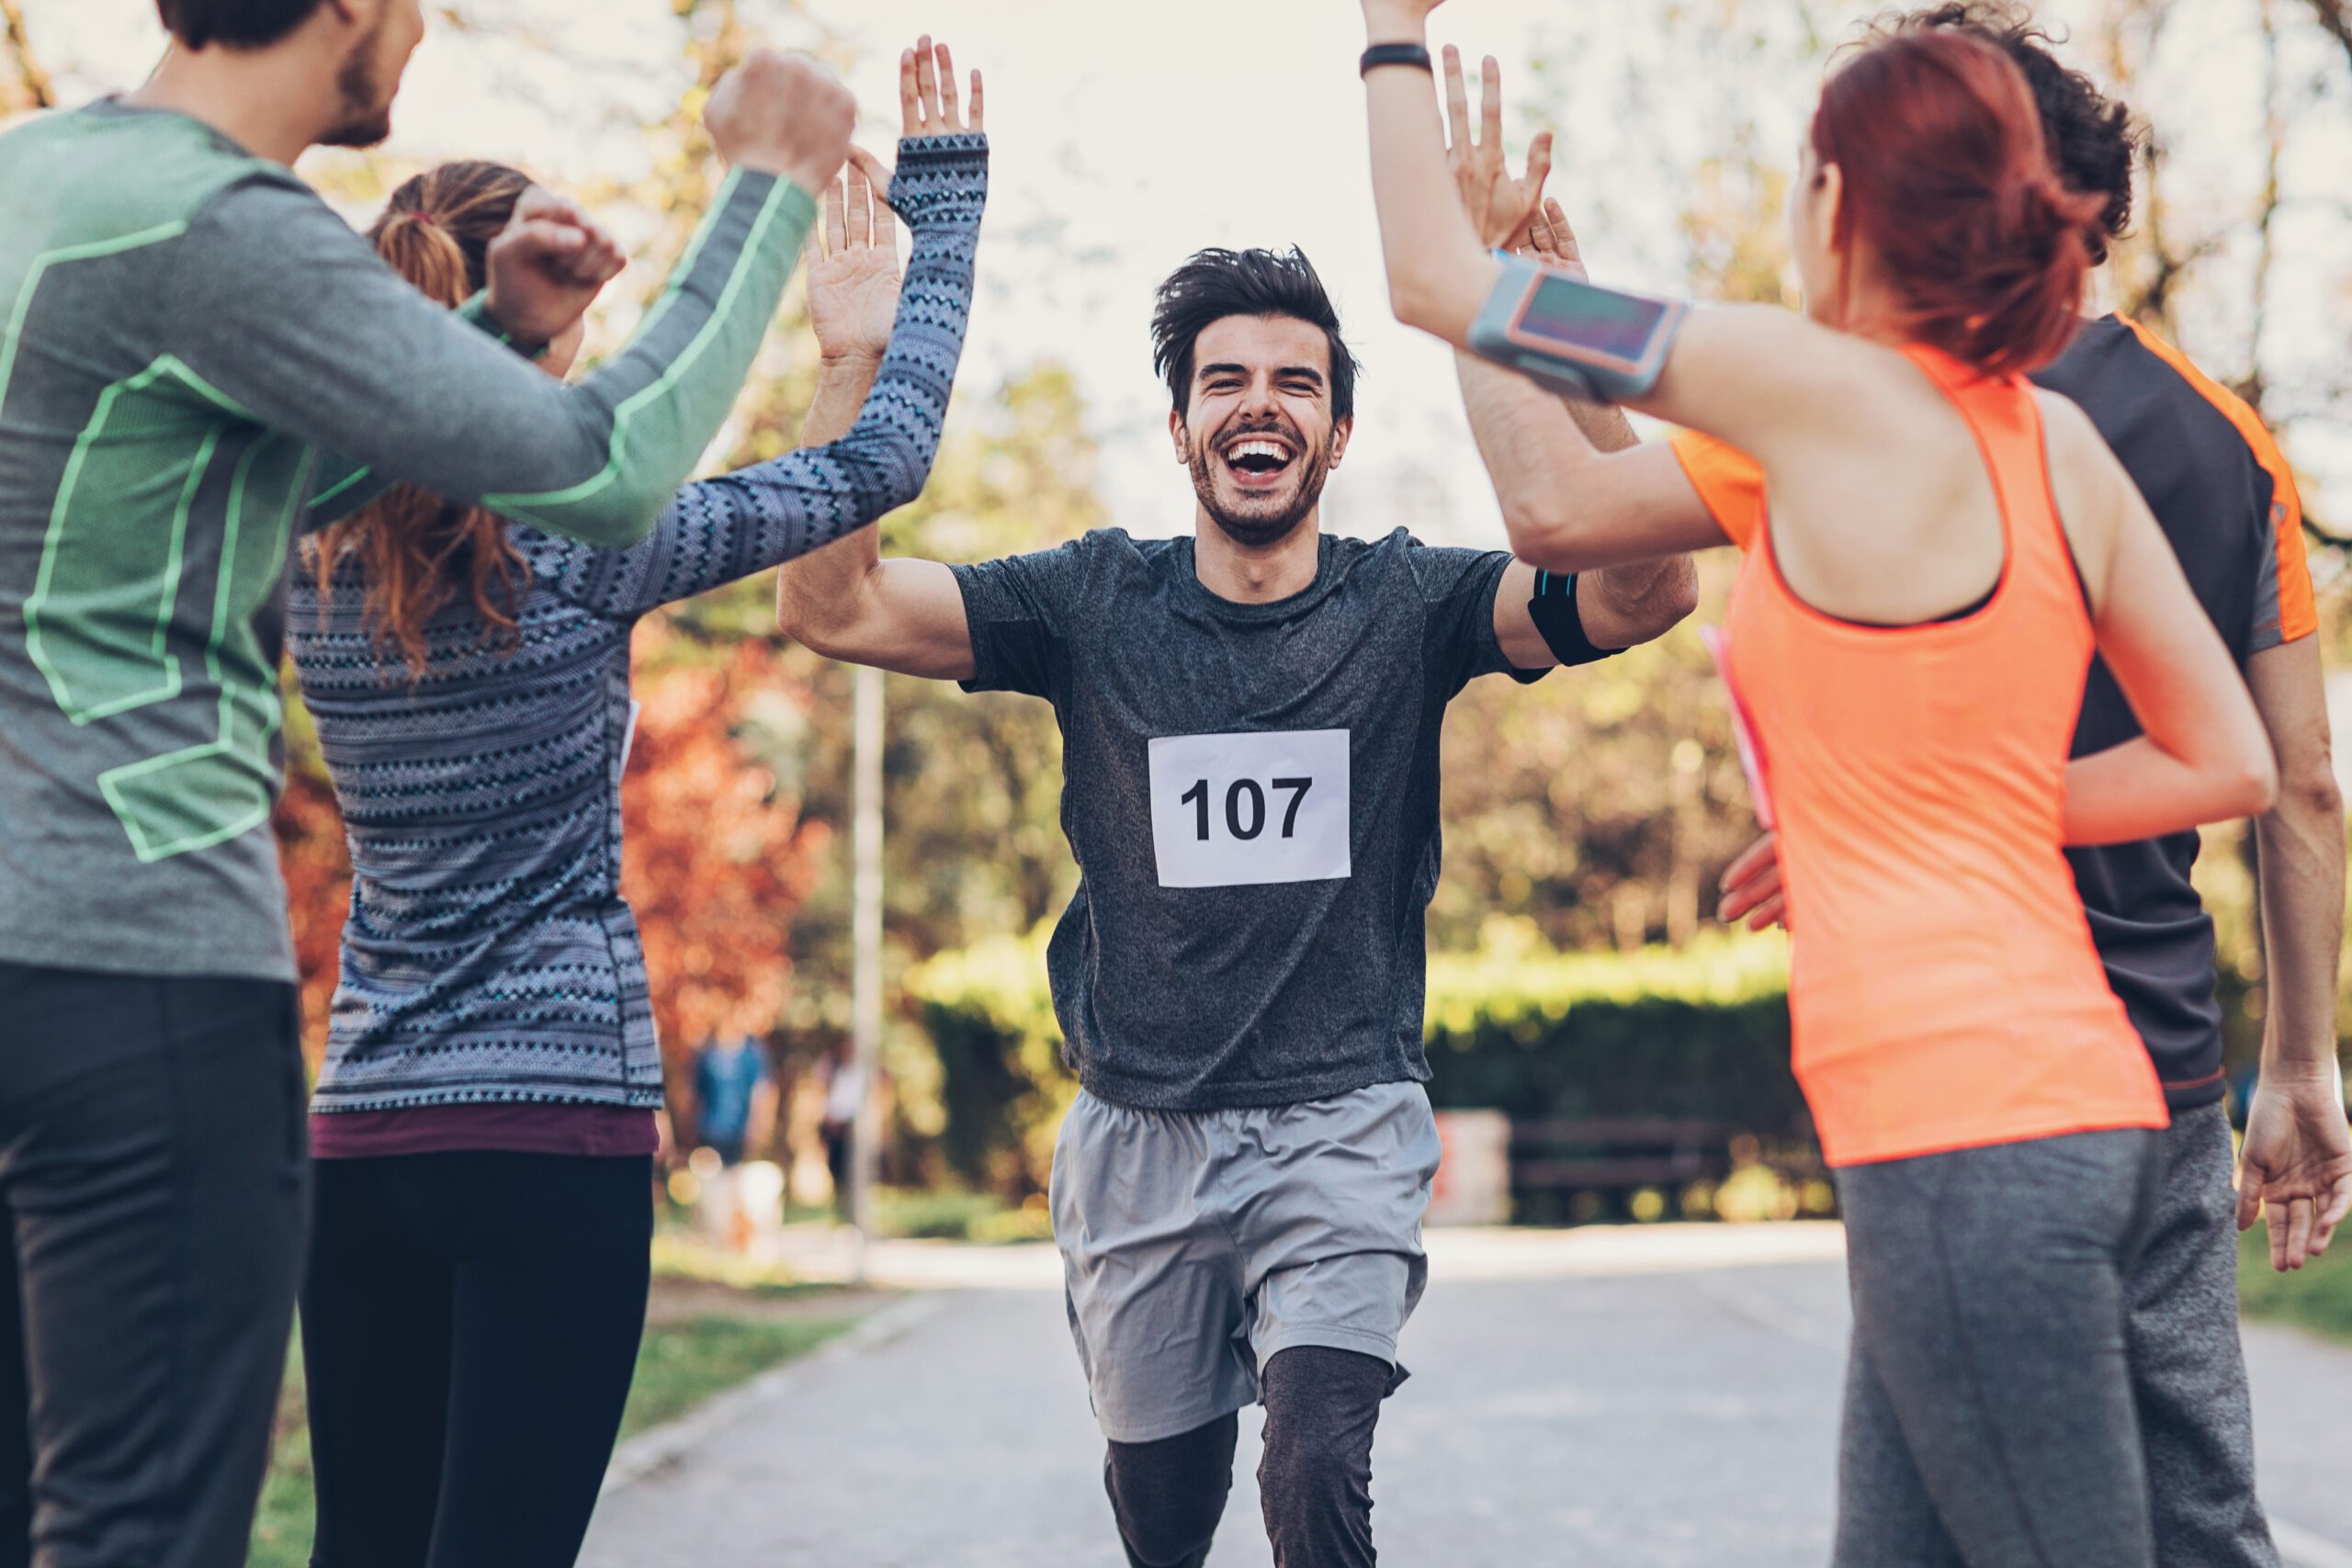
[312,161,538,680]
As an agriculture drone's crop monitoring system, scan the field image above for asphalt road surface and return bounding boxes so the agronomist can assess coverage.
[582,1225,2352,1568]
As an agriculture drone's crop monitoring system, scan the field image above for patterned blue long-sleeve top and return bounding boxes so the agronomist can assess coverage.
[289,136,985,1154]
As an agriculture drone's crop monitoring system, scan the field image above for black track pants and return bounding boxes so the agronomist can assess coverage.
[1106,1345,1392,1568]
[302,1151,652,1568]
[0,962,308,1568]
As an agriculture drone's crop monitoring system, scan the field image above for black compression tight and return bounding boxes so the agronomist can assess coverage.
[1105,1345,1392,1568]
[302,1152,652,1568]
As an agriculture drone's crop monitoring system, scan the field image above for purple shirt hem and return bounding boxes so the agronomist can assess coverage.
[309,1103,660,1160]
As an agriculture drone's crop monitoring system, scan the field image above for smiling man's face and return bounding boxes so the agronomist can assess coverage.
[1171,313,1352,549]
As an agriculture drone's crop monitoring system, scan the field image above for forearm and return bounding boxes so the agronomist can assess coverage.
[1455,354,1724,571]
[2063,738,2276,846]
[1463,354,1683,604]
[560,138,987,616]
[2247,636,2348,1077]
[1361,14,1503,342]
[1456,350,1608,525]
[305,294,536,529]
[775,507,885,648]
[482,171,816,543]
[2256,784,2346,1078]
[196,172,817,549]
[802,355,879,447]
[1578,554,1698,648]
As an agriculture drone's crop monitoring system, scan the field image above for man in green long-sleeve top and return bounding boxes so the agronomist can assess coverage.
[0,2,851,1560]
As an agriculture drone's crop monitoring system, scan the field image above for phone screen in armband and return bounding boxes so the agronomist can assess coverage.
[1466,254,1688,403]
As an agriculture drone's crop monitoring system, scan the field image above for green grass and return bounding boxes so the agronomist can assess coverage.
[2236,1224,2352,1342]
[245,1311,860,1568]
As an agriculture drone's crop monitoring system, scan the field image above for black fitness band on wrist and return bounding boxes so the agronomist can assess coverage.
[1360,42,1434,77]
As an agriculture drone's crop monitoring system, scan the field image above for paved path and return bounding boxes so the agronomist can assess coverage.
[582,1225,2352,1567]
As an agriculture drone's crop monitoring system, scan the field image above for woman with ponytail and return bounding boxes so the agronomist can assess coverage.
[288,39,986,1566]
[1360,6,2272,1563]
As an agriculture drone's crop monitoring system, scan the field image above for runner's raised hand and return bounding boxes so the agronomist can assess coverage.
[1523,197,1587,280]
[901,34,984,138]
[805,148,904,368]
[707,48,856,193]
[1441,46,1550,251]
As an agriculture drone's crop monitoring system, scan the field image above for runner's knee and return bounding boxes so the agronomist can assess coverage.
[1257,1347,1388,1562]
[1104,1413,1238,1568]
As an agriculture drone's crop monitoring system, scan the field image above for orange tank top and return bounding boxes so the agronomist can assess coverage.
[1694,344,2165,1168]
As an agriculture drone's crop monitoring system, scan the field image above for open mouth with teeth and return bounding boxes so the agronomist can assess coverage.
[1220,435,1298,490]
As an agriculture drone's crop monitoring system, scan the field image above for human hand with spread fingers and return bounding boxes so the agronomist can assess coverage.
[1439,45,1552,252]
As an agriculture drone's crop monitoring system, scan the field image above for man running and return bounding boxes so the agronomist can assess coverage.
[1702,10,2349,1562]
[777,242,1695,1564]
[0,3,851,1562]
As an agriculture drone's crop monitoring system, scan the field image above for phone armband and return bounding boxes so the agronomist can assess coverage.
[1466,253,1688,403]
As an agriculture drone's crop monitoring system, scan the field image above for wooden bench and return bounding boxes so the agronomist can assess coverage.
[1508,1116,1733,1221]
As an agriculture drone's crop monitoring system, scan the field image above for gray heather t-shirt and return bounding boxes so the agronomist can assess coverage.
[953,526,1544,1111]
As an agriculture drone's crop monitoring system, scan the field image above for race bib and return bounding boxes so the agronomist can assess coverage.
[1147,728,1351,888]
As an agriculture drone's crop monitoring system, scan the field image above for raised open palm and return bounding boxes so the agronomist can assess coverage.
[805,147,902,365]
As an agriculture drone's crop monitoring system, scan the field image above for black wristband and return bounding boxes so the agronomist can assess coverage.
[1360,42,1434,77]
[1527,569,1620,668]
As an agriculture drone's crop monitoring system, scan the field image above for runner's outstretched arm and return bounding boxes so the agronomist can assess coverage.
[776,39,980,681]
[168,51,854,549]
[1359,5,1839,570]
[2238,628,2352,1268]
[1430,51,1696,644]
[533,133,986,619]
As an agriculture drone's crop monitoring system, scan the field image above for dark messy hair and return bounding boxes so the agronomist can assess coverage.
[1889,4,2142,262]
[155,0,326,50]
[1150,247,1361,423]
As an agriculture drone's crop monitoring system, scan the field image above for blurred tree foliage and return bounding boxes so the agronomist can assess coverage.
[11,0,2344,1174]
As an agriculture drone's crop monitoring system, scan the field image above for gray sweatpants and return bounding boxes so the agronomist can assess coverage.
[1832,1107,2282,1568]
[2131,1101,2280,1568]
[1833,1126,2163,1568]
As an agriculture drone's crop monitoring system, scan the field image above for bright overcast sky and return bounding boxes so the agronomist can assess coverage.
[24,0,2350,542]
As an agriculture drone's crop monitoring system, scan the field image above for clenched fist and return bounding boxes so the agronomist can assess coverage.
[484,186,628,347]
[706,49,856,196]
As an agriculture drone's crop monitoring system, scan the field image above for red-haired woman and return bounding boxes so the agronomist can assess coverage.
[1361,5,2273,1563]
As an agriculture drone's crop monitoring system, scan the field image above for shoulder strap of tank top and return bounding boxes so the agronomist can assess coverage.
[1896,344,2081,620]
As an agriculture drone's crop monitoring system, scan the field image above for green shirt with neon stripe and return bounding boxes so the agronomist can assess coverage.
[0,100,817,983]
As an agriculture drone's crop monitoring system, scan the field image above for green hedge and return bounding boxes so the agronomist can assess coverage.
[909,918,1808,1195]
[909,925,1074,1195]
[1422,918,1807,1134]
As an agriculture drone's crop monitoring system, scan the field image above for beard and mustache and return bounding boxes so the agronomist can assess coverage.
[319,11,399,150]
[1184,419,1338,550]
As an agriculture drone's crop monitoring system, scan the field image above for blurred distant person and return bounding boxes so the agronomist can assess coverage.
[0,0,855,1559]
[695,1029,781,1168]
[817,1038,869,1201]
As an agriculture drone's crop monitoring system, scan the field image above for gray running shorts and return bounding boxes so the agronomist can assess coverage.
[1049,1080,1442,1443]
